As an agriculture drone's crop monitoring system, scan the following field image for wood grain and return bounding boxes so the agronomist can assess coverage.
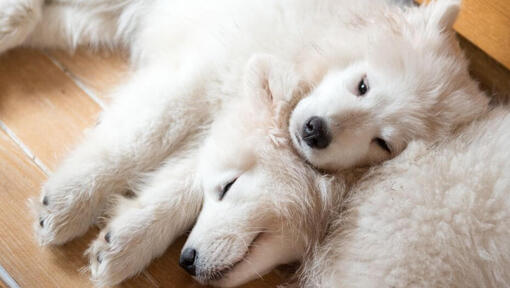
[0,49,101,171]
[416,0,510,70]
[0,48,157,288]
[416,0,510,103]
[0,129,94,288]
[48,49,130,102]
[454,0,510,70]
[0,279,9,288]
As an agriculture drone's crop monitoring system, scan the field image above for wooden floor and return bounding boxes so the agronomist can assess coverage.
[0,48,283,288]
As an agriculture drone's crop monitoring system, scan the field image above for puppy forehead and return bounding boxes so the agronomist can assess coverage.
[199,144,254,176]
[319,65,364,87]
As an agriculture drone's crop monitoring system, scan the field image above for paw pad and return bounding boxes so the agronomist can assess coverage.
[105,232,111,243]
[42,196,48,206]
[39,218,44,227]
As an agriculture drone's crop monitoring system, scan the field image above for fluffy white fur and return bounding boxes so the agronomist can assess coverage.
[288,0,488,171]
[302,107,510,287]
[0,0,497,287]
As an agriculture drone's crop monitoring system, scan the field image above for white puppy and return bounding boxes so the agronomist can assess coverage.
[289,0,488,171]
[301,107,510,287]
[179,60,343,286]
[0,0,490,287]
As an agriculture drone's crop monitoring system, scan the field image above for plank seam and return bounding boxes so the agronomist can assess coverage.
[0,120,51,176]
[43,51,107,109]
[0,264,20,288]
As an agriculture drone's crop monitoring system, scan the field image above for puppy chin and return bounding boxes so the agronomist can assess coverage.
[289,137,326,170]
[209,233,302,287]
[291,137,369,172]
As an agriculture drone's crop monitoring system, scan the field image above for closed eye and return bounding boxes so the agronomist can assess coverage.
[374,138,391,154]
[220,178,237,200]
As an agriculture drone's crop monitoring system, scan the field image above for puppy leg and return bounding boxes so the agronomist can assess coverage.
[32,66,212,245]
[24,0,145,51]
[0,0,43,53]
[87,155,202,287]
[0,0,145,54]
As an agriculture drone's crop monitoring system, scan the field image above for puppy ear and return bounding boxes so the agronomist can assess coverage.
[243,54,305,142]
[243,54,290,110]
[422,0,461,32]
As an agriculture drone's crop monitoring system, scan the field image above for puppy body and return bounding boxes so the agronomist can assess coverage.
[302,107,510,288]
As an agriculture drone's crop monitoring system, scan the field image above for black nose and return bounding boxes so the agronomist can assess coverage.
[302,116,331,149]
[179,248,197,276]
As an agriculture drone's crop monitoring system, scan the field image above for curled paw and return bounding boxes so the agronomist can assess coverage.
[88,229,134,287]
[87,223,154,287]
[29,194,67,246]
[30,182,96,245]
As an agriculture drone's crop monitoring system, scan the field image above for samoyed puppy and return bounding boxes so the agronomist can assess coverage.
[0,0,489,287]
[288,0,489,172]
[178,61,346,286]
[300,107,510,288]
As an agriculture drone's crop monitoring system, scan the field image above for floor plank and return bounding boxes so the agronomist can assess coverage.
[0,49,101,171]
[454,0,510,70]
[417,0,510,70]
[0,48,159,288]
[0,279,9,288]
[0,129,95,288]
[48,49,130,103]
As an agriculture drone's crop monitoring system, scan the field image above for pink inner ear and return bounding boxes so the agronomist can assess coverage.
[243,54,309,142]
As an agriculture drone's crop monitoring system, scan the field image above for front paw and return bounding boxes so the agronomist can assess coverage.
[30,177,97,245]
[87,226,152,287]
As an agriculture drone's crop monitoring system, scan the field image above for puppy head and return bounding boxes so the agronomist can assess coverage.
[289,0,489,171]
[180,55,334,287]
